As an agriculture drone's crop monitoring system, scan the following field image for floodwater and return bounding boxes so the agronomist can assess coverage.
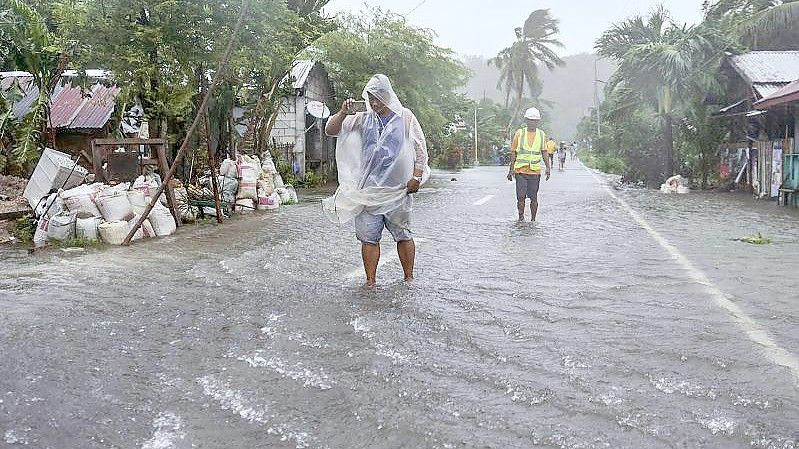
[1,163,798,448]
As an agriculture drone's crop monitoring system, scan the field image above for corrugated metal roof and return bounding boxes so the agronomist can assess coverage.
[48,84,86,128]
[755,79,799,109]
[289,60,317,89]
[0,72,120,130]
[728,51,799,84]
[69,84,120,129]
[753,82,788,99]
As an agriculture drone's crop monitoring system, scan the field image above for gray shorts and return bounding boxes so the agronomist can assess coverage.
[515,173,541,201]
[355,209,413,245]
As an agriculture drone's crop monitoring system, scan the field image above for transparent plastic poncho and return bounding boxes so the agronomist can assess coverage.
[323,74,430,224]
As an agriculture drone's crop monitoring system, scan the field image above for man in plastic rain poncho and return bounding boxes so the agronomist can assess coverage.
[323,74,430,287]
[506,107,551,221]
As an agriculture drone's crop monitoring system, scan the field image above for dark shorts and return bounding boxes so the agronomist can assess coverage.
[515,173,541,201]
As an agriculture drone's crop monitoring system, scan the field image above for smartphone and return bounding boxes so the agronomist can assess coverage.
[347,100,367,114]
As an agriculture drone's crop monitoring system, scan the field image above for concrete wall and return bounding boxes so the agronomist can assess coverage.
[267,62,336,178]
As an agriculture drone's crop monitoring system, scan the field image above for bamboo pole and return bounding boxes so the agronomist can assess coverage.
[122,0,249,245]
[205,107,224,223]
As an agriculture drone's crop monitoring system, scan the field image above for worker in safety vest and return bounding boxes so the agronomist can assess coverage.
[545,137,557,168]
[506,107,551,221]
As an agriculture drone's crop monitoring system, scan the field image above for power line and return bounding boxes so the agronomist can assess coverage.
[403,0,428,17]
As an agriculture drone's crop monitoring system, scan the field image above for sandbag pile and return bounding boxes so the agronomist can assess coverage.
[193,152,295,216]
[33,175,177,246]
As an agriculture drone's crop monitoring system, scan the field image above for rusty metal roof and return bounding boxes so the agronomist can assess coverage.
[755,79,799,109]
[753,82,788,100]
[0,71,120,130]
[728,51,799,84]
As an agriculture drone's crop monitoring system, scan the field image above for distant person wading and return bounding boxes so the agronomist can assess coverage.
[506,107,551,222]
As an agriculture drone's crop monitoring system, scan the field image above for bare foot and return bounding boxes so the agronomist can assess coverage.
[404,276,414,282]
[517,215,524,222]
[363,280,376,288]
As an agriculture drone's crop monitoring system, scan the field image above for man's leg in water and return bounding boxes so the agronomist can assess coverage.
[517,199,526,221]
[362,243,380,286]
[397,240,415,281]
[530,175,541,221]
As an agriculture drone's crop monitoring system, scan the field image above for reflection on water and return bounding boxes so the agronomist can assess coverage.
[1,166,797,448]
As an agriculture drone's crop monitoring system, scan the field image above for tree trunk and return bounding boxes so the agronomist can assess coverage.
[662,113,674,176]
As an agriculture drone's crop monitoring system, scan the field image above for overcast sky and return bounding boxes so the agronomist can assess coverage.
[323,0,706,57]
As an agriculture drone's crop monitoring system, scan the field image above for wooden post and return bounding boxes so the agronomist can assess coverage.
[156,144,181,227]
[122,0,249,245]
[205,108,224,223]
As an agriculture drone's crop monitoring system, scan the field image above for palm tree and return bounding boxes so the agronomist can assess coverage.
[705,0,799,48]
[595,6,717,175]
[489,9,564,131]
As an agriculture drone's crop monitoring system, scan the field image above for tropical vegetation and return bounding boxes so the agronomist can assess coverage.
[490,9,564,134]
[579,0,798,187]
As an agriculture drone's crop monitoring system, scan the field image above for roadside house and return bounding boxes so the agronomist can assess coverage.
[1,70,121,166]
[754,79,799,206]
[268,60,336,179]
[716,51,799,197]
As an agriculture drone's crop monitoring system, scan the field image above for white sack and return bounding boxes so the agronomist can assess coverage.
[75,216,102,241]
[47,211,77,241]
[96,189,134,222]
[60,184,102,217]
[98,221,128,245]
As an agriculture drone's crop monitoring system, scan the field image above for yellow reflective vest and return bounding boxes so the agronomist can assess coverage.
[514,128,546,172]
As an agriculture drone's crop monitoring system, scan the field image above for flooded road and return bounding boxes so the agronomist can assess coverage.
[1,164,798,448]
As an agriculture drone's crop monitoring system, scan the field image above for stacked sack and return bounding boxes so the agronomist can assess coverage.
[34,176,177,246]
[234,154,260,213]
[172,179,199,223]
[257,153,280,211]
[129,175,176,237]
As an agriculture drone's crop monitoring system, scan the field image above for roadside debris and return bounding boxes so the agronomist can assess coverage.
[660,175,690,194]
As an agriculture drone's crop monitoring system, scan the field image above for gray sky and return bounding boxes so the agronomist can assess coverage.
[323,0,706,57]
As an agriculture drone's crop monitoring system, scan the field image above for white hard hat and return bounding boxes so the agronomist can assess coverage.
[524,107,541,120]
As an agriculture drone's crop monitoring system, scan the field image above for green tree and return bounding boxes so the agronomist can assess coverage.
[489,9,564,132]
[705,0,799,49]
[310,9,470,161]
[53,0,331,159]
[0,0,75,173]
[596,6,719,176]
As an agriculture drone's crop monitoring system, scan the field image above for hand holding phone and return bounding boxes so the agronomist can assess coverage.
[346,100,367,115]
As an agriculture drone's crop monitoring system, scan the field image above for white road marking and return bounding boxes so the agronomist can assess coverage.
[473,195,495,206]
[583,163,799,386]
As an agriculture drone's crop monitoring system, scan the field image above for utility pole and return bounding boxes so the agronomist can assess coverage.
[594,56,601,138]
[474,106,479,165]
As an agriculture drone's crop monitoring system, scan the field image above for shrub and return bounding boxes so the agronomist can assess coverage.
[12,214,35,242]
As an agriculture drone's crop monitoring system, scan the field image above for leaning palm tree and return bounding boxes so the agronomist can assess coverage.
[739,0,799,47]
[705,0,799,48]
[596,6,717,175]
[489,9,564,131]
